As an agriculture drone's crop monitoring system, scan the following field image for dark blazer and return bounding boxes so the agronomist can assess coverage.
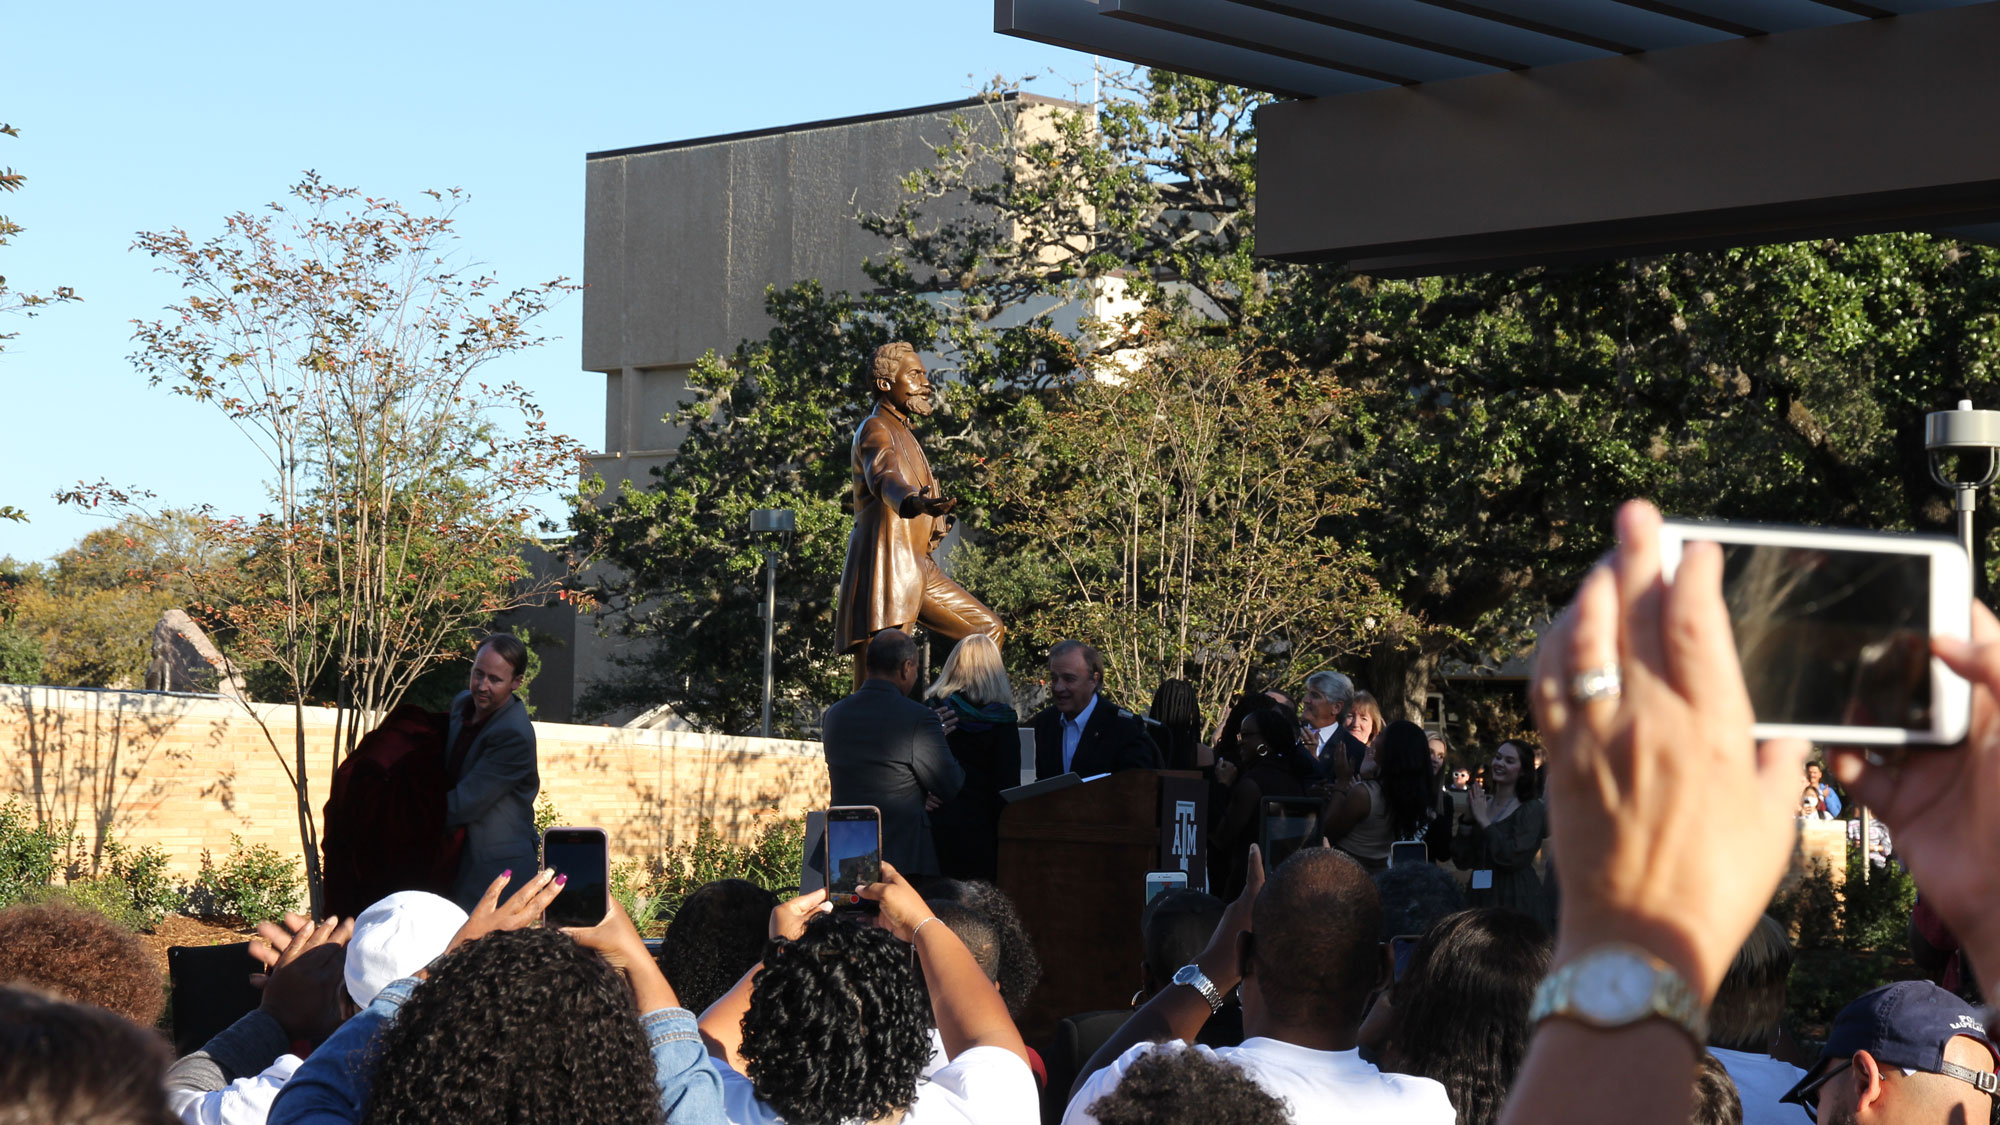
[1310,726,1369,781]
[821,678,965,877]
[1032,695,1162,780]
[444,691,540,911]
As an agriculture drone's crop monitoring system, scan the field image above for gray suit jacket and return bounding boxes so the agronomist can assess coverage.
[445,691,540,910]
[820,678,964,877]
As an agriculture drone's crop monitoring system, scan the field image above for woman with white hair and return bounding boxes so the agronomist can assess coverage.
[926,633,1020,880]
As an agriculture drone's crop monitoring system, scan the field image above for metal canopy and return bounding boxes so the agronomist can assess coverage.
[998,0,1971,96]
[996,0,2000,274]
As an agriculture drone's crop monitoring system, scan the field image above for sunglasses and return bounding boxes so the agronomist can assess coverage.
[1781,1057,2000,1124]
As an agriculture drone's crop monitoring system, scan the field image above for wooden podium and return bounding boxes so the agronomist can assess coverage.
[996,770,1207,1042]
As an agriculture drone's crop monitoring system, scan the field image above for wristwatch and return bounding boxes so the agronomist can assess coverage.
[1530,943,1707,1047]
[1172,963,1225,1014]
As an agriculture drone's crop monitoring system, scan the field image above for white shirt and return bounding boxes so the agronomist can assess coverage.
[1311,724,1337,753]
[713,1045,1038,1125]
[1063,1038,1454,1125]
[166,1055,302,1125]
[1061,694,1100,773]
[1711,1047,1811,1125]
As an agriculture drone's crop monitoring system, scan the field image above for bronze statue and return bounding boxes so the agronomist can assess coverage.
[834,342,1005,670]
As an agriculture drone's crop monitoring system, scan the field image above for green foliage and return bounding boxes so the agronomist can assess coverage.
[187,836,302,926]
[0,806,183,931]
[0,623,42,684]
[532,794,562,841]
[107,841,186,930]
[1770,850,1923,1039]
[1773,859,1844,952]
[4,512,232,689]
[609,819,804,937]
[1841,847,1919,954]
[0,800,61,907]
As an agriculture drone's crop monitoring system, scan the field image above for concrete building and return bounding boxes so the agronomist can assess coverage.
[520,93,1101,723]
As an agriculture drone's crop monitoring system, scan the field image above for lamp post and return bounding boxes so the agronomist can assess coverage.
[1925,398,2000,569]
[750,508,796,739]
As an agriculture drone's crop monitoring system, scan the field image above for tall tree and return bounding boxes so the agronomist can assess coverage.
[67,175,581,909]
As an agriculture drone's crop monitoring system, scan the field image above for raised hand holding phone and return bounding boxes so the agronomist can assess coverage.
[445,868,562,956]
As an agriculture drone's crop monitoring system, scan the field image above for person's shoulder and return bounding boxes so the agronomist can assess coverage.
[918,1045,1038,1115]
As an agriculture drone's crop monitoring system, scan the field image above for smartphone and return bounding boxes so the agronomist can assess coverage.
[1388,841,1428,869]
[1259,797,1320,871]
[1657,520,1971,745]
[824,806,882,914]
[1144,870,1188,904]
[541,826,609,928]
[1390,933,1422,981]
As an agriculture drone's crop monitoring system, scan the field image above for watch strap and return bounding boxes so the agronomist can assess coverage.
[1174,964,1225,1014]
[1530,944,1707,1047]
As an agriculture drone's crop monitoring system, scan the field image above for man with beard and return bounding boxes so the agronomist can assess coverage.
[834,342,1004,683]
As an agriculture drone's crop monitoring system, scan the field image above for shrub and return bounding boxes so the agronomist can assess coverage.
[187,836,302,925]
[0,801,63,908]
[106,841,186,930]
[611,818,804,937]
[1841,842,1917,953]
[24,878,147,932]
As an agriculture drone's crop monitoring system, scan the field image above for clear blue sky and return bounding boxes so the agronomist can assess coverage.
[0,2,1091,562]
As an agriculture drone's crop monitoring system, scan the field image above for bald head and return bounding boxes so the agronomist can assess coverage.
[1819,1037,1999,1124]
[1249,849,1383,1029]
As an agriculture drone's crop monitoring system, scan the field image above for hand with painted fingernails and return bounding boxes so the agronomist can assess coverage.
[1530,500,1808,1001]
[444,868,565,956]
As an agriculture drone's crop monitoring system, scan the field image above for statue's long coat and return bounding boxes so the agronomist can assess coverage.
[834,403,943,653]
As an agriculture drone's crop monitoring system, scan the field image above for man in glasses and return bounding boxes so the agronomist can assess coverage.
[1780,980,1997,1124]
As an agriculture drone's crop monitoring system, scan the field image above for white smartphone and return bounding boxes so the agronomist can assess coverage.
[1656,519,1971,746]
[1144,870,1187,904]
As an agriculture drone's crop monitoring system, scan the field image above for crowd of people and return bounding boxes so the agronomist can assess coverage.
[9,501,2000,1125]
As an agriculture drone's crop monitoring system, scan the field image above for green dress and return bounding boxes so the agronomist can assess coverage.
[1451,797,1553,931]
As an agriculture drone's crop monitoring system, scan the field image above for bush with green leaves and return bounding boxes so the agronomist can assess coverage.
[0,800,63,907]
[187,836,302,925]
[610,818,804,937]
[106,840,186,929]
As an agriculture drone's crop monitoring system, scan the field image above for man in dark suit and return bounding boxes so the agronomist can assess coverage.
[1303,670,1368,781]
[820,629,964,876]
[445,633,541,911]
[1032,639,1162,780]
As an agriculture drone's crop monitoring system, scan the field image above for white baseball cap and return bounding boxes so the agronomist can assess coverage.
[343,891,469,1008]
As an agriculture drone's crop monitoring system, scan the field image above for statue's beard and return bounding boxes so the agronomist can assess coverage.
[903,394,934,416]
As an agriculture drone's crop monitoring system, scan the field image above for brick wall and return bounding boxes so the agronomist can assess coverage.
[0,685,829,881]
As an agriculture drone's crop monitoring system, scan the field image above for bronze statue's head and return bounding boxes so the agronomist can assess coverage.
[869,341,934,417]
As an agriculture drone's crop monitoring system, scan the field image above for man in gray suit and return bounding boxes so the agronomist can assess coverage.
[445,633,541,910]
[820,629,963,877]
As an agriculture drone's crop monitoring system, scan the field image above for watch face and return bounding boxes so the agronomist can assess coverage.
[1173,965,1201,987]
[1573,952,1654,1024]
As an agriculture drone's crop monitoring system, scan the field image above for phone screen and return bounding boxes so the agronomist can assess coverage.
[1145,871,1188,904]
[1259,799,1317,871]
[1390,934,1421,981]
[1388,841,1428,869]
[541,828,608,928]
[1719,543,1932,729]
[825,808,881,911]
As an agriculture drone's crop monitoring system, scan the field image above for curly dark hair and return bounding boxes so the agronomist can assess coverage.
[360,928,661,1125]
[941,879,1042,1020]
[656,878,777,1015]
[1691,1050,1743,1125]
[0,901,165,1028]
[740,915,932,1125]
[1382,908,1551,1125]
[0,984,176,1125]
[1085,1046,1289,1125]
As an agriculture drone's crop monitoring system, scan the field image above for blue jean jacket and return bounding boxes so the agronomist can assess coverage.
[267,976,724,1125]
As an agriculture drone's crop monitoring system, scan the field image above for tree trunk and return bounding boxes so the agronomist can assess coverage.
[293,699,325,916]
[1365,635,1445,726]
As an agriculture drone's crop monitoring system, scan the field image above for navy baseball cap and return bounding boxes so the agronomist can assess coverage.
[1795,980,2000,1103]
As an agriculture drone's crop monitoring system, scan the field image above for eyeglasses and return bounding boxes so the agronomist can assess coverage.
[1781,1057,1999,1124]
[1780,1060,1850,1124]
